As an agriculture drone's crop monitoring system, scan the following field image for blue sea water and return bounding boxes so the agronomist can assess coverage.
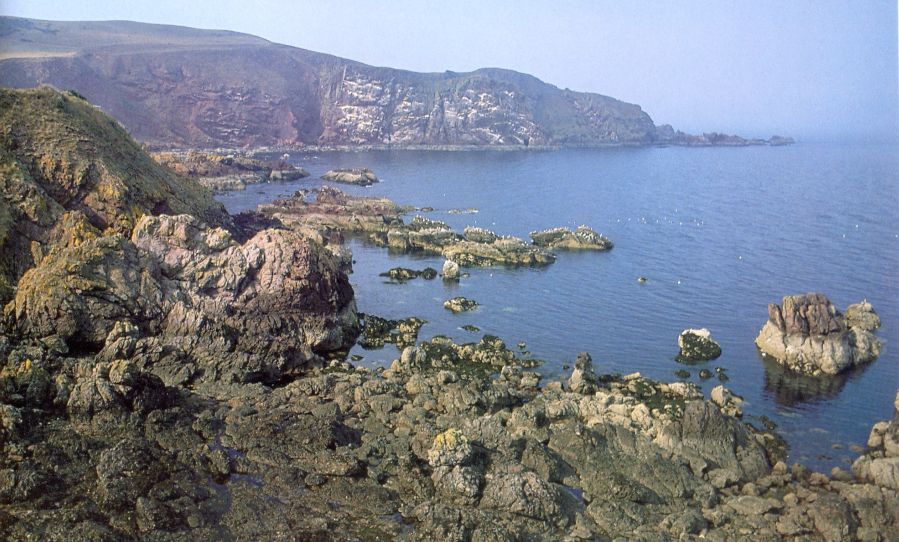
[219,143,899,472]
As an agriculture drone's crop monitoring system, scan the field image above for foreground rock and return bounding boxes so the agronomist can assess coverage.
[677,328,723,362]
[756,293,883,376]
[321,168,379,186]
[530,226,614,250]
[4,323,899,540]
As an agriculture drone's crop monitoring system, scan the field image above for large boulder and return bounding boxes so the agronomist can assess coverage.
[755,293,882,376]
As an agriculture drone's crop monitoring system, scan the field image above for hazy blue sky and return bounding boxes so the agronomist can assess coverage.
[2,0,896,140]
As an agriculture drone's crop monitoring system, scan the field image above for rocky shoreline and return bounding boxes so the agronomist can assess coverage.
[0,88,894,541]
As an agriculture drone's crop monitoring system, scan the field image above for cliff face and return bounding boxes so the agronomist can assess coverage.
[0,17,659,149]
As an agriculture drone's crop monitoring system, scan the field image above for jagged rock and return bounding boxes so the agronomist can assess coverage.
[444,297,479,313]
[480,471,578,525]
[710,385,744,418]
[845,300,881,331]
[567,352,598,394]
[756,293,883,375]
[677,328,722,362]
[529,226,613,250]
[321,168,379,186]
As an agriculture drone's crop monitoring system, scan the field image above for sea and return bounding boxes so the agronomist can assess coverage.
[218,142,899,473]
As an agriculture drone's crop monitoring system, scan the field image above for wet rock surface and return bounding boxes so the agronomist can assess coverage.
[756,293,883,375]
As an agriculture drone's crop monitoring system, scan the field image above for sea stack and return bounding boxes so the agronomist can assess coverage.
[755,293,882,376]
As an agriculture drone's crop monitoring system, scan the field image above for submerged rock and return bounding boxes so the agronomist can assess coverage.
[755,293,883,375]
[444,297,479,313]
[321,168,379,186]
[677,328,722,362]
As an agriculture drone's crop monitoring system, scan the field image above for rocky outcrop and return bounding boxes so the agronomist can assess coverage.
[0,87,231,305]
[444,297,479,313]
[321,168,379,186]
[442,259,461,280]
[755,293,883,376]
[530,226,614,251]
[1,90,359,387]
[851,391,899,491]
[677,328,723,362]
[10,213,359,385]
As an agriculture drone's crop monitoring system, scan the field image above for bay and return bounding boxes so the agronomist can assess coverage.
[219,142,899,472]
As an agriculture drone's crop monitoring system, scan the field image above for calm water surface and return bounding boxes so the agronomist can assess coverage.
[219,143,899,472]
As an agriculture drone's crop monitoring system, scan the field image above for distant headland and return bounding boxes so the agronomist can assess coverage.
[0,16,792,151]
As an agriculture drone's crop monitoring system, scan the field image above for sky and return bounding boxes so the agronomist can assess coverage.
[2,0,896,141]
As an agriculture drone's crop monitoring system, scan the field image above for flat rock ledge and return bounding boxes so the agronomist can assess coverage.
[321,168,379,186]
[530,226,614,251]
[755,293,882,376]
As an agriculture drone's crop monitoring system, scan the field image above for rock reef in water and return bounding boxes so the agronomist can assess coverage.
[321,168,379,186]
[379,267,438,282]
[677,328,723,363]
[152,151,310,192]
[257,188,561,267]
[530,226,614,251]
[755,293,882,376]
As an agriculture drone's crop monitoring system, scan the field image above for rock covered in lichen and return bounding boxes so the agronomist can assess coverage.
[677,328,722,362]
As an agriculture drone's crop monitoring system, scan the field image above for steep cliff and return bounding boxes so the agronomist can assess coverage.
[0,17,660,149]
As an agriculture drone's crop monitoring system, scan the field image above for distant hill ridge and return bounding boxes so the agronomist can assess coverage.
[0,16,790,150]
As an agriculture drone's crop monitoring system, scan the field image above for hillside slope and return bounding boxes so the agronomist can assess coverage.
[0,17,659,149]
[0,87,232,302]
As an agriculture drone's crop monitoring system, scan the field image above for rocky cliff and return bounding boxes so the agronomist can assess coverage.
[0,17,665,149]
